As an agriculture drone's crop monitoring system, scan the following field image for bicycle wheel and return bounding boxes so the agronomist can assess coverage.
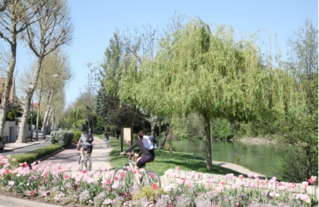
[113,168,130,185]
[141,171,161,188]
[78,156,84,171]
[87,157,92,171]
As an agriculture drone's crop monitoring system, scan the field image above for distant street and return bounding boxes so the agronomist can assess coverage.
[0,138,52,156]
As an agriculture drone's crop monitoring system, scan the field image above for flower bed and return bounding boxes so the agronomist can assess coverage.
[0,154,318,206]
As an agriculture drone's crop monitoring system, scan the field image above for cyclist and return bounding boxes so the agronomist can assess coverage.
[120,130,155,178]
[76,132,93,161]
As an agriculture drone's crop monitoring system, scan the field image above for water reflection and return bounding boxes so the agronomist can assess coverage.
[163,139,281,178]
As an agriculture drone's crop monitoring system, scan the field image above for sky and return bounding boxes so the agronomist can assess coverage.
[14,0,318,108]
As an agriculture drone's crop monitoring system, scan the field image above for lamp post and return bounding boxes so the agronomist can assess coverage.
[30,99,33,142]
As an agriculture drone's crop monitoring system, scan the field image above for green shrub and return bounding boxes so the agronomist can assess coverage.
[50,131,74,147]
[72,130,82,143]
[132,186,164,201]
[10,144,62,167]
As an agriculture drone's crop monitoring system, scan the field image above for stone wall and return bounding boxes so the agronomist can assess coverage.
[161,169,318,197]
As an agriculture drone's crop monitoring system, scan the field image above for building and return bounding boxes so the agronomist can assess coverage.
[0,78,18,143]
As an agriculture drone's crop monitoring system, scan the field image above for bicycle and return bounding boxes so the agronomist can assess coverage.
[78,149,92,171]
[112,152,161,188]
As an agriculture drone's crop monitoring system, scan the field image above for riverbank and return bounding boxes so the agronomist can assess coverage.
[237,137,277,144]
[109,138,270,178]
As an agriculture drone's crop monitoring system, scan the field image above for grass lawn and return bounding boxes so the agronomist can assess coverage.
[101,135,243,177]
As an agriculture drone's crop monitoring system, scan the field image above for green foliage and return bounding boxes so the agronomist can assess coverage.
[211,118,232,139]
[72,130,82,143]
[6,110,15,121]
[273,19,318,182]
[132,186,164,201]
[9,144,62,167]
[170,113,205,140]
[275,112,318,182]
[50,131,74,147]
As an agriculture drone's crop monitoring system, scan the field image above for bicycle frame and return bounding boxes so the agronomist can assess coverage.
[78,150,92,171]
[113,153,161,188]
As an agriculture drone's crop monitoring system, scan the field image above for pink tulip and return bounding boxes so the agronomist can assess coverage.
[269,179,276,185]
[277,183,286,191]
[238,175,244,180]
[247,173,252,178]
[226,173,234,179]
[120,173,125,179]
[207,178,214,184]
[152,183,158,190]
[287,182,296,189]
[301,181,308,188]
[269,192,275,197]
[178,178,185,185]
[101,180,107,185]
[175,166,180,171]
[186,180,192,188]
[249,181,255,188]
[42,172,47,178]
[308,178,314,185]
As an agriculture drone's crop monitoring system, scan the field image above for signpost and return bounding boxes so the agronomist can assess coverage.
[121,127,132,151]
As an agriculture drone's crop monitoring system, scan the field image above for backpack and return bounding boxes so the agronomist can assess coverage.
[142,135,157,150]
[85,133,94,143]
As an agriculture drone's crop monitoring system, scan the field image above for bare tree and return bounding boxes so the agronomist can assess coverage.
[0,0,39,140]
[17,0,73,143]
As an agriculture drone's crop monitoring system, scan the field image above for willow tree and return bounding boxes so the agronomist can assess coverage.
[119,18,297,170]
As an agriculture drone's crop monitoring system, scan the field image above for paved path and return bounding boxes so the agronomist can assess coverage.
[37,137,113,173]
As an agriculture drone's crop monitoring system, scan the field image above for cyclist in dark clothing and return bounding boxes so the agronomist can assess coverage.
[121,130,155,170]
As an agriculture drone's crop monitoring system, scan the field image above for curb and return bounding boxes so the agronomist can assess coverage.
[38,148,65,162]
[0,194,61,207]
[5,138,50,151]
[5,142,42,151]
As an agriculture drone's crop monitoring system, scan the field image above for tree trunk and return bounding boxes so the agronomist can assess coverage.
[168,124,173,155]
[161,123,170,149]
[35,102,41,140]
[150,121,156,137]
[16,97,31,143]
[0,35,17,139]
[17,57,43,143]
[42,93,53,138]
[203,113,212,170]
[306,146,312,179]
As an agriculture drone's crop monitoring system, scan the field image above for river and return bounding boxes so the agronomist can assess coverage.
[162,139,281,179]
